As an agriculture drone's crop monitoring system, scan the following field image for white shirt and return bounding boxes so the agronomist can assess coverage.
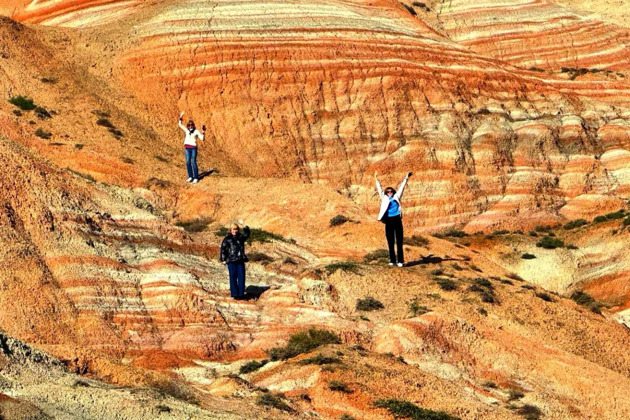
[179,120,204,147]
[376,175,409,221]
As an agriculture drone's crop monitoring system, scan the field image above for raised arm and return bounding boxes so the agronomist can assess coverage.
[375,171,384,197]
[394,172,412,200]
[178,111,187,132]
[241,225,251,241]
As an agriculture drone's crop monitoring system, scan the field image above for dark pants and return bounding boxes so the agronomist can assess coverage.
[185,147,199,179]
[227,262,246,298]
[385,215,404,264]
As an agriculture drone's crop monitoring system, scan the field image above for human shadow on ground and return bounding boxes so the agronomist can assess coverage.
[405,254,471,267]
[241,285,271,301]
[198,169,218,180]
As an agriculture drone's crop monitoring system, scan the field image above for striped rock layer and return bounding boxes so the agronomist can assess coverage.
[2,0,630,233]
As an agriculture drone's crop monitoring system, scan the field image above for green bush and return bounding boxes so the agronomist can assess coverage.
[156,404,171,413]
[339,415,357,420]
[34,106,51,119]
[330,215,350,227]
[364,249,389,263]
[566,244,579,250]
[482,381,497,389]
[266,328,340,361]
[435,278,457,291]
[521,253,536,260]
[444,229,468,238]
[506,272,523,281]
[451,263,463,271]
[356,297,384,311]
[491,230,510,236]
[176,217,212,233]
[534,225,552,233]
[256,392,294,413]
[404,235,429,247]
[326,262,360,275]
[521,284,536,290]
[536,236,564,249]
[299,354,340,365]
[528,231,538,237]
[328,380,353,393]
[96,118,115,128]
[374,399,460,420]
[604,210,626,220]
[248,252,273,263]
[564,219,588,230]
[593,215,608,223]
[8,96,36,110]
[471,265,483,272]
[239,359,268,374]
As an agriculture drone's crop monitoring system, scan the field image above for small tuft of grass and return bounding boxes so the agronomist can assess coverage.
[404,235,429,247]
[408,297,430,316]
[517,404,543,420]
[8,95,36,110]
[34,106,51,119]
[326,262,360,275]
[256,392,294,413]
[175,217,212,233]
[266,328,340,361]
[471,264,483,272]
[500,279,514,285]
[248,252,273,264]
[478,307,488,316]
[299,354,341,366]
[154,155,170,163]
[451,263,463,271]
[570,291,604,314]
[156,404,171,413]
[364,249,390,263]
[623,216,630,226]
[435,277,457,291]
[536,236,564,249]
[96,118,115,128]
[468,278,496,304]
[240,359,268,374]
[444,229,468,238]
[328,380,353,393]
[330,214,350,227]
[534,225,552,233]
[356,297,384,311]
[521,284,536,290]
[374,399,461,420]
[528,231,538,237]
[536,292,554,302]
[482,381,498,389]
[41,77,58,84]
[121,156,134,164]
[506,272,523,281]
[67,168,96,183]
[507,389,525,401]
[339,415,357,420]
[565,244,578,250]
[74,143,84,150]
[521,253,536,260]
[564,219,588,230]
[35,128,52,139]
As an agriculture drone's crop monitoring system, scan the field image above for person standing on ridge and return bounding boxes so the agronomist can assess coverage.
[375,171,412,267]
[178,111,205,183]
[220,220,251,299]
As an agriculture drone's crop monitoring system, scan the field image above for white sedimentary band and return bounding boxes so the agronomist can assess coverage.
[438,0,630,70]
[14,0,140,27]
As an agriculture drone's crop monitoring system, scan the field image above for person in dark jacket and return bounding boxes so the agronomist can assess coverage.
[220,222,250,299]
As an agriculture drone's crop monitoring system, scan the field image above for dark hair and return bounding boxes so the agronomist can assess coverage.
[187,120,195,129]
[385,187,396,194]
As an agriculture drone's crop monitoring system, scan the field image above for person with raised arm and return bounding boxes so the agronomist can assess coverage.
[220,220,251,300]
[178,111,205,184]
[375,171,412,267]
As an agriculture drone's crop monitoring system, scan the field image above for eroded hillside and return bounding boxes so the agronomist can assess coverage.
[1,1,630,419]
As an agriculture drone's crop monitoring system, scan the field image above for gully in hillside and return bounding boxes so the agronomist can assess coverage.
[375,171,412,267]
[178,111,205,184]
[220,221,251,299]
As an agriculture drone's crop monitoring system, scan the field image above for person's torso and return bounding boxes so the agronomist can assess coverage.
[224,234,246,261]
[387,196,401,217]
[184,129,200,147]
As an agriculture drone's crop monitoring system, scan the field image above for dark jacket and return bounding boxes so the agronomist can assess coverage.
[220,226,250,263]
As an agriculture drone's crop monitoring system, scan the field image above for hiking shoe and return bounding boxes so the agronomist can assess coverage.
[397,263,404,267]
[186,177,193,182]
[192,179,199,184]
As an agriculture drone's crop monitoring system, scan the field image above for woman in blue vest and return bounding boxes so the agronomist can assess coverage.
[375,171,412,267]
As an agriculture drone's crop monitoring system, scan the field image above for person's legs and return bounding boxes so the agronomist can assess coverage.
[385,218,396,264]
[236,262,246,297]
[394,215,404,264]
[227,263,239,298]
[190,147,199,180]
[185,148,193,179]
